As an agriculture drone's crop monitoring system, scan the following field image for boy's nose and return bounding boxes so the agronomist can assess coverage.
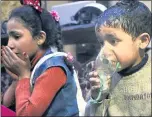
[103,49,111,57]
[102,46,113,58]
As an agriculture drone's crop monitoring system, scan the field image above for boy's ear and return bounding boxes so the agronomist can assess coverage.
[137,33,150,49]
[36,31,46,45]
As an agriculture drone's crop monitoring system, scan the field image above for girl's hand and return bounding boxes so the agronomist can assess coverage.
[2,80,18,107]
[5,68,19,80]
[1,46,31,79]
[89,71,111,100]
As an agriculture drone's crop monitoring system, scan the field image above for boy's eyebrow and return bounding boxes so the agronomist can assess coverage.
[104,33,118,39]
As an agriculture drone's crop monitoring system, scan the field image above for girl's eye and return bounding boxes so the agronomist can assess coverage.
[13,35,21,40]
[9,31,22,40]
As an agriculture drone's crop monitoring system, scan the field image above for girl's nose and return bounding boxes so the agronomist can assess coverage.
[7,39,15,50]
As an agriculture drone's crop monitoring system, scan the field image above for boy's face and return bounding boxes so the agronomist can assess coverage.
[96,26,142,71]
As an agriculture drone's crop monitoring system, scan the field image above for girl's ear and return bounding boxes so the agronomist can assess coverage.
[36,31,46,45]
[137,33,150,49]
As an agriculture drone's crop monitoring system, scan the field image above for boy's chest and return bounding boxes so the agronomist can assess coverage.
[108,73,151,116]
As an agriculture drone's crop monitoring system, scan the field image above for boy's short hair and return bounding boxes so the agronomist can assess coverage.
[96,0,151,39]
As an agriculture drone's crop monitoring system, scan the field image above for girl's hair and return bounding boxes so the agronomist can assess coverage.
[9,5,63,51]
[96,0,151,39]
[1,20,8,39]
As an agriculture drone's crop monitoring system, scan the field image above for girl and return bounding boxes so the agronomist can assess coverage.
[1,0,86,116]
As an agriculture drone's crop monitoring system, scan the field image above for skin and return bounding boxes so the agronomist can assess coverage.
[89,26,150,99]
[1,18,46,80]
[2,80,17,107]
[1,68,18,107]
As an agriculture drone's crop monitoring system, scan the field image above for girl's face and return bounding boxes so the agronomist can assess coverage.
[7,19,39,60]
[96,26,142,71]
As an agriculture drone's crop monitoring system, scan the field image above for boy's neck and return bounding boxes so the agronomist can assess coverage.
[119,54,148,77]
[133,50,145,67]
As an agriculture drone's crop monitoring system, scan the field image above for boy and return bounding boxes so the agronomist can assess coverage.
[86,0,151,116]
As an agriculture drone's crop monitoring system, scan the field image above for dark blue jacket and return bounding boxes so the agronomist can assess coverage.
[30,50,79,116]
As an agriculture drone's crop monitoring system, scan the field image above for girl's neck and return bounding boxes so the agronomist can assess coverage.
[31,49,46,69]
[30,46,57,70]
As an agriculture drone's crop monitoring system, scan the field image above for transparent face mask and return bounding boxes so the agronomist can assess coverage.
[94,48,121,92]
[86,47,122,103]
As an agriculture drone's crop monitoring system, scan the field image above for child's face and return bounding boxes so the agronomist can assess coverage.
[96,26,142,71]
[7,19,39,60]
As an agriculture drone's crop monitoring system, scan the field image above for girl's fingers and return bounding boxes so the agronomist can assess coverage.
[22,52,30,62]
[2,46,17,66]
[1,57,10,68]
[1,50,12,65]
[4,46,18,60]
[5,68,19,80]
[2,46,12,59]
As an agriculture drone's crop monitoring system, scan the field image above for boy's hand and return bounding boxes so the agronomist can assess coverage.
[89,71,101,99]
[89,71,111,100]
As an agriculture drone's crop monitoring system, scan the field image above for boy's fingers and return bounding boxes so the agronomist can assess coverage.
[89,77,101,86]
[88,71,93,76]
[107,75,111,79]
[105,79,111,87]
[106,76,111,86]
[89,71,98,77]
[91,85,101,91]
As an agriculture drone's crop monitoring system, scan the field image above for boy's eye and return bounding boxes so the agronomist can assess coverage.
[111,40,116,44]
[109,39,119,45]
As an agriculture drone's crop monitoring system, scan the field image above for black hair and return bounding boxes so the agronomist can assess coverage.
[1,20,9,46]
[1,20,8,39]
[96,0,151,39]
[9,5,63,51]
